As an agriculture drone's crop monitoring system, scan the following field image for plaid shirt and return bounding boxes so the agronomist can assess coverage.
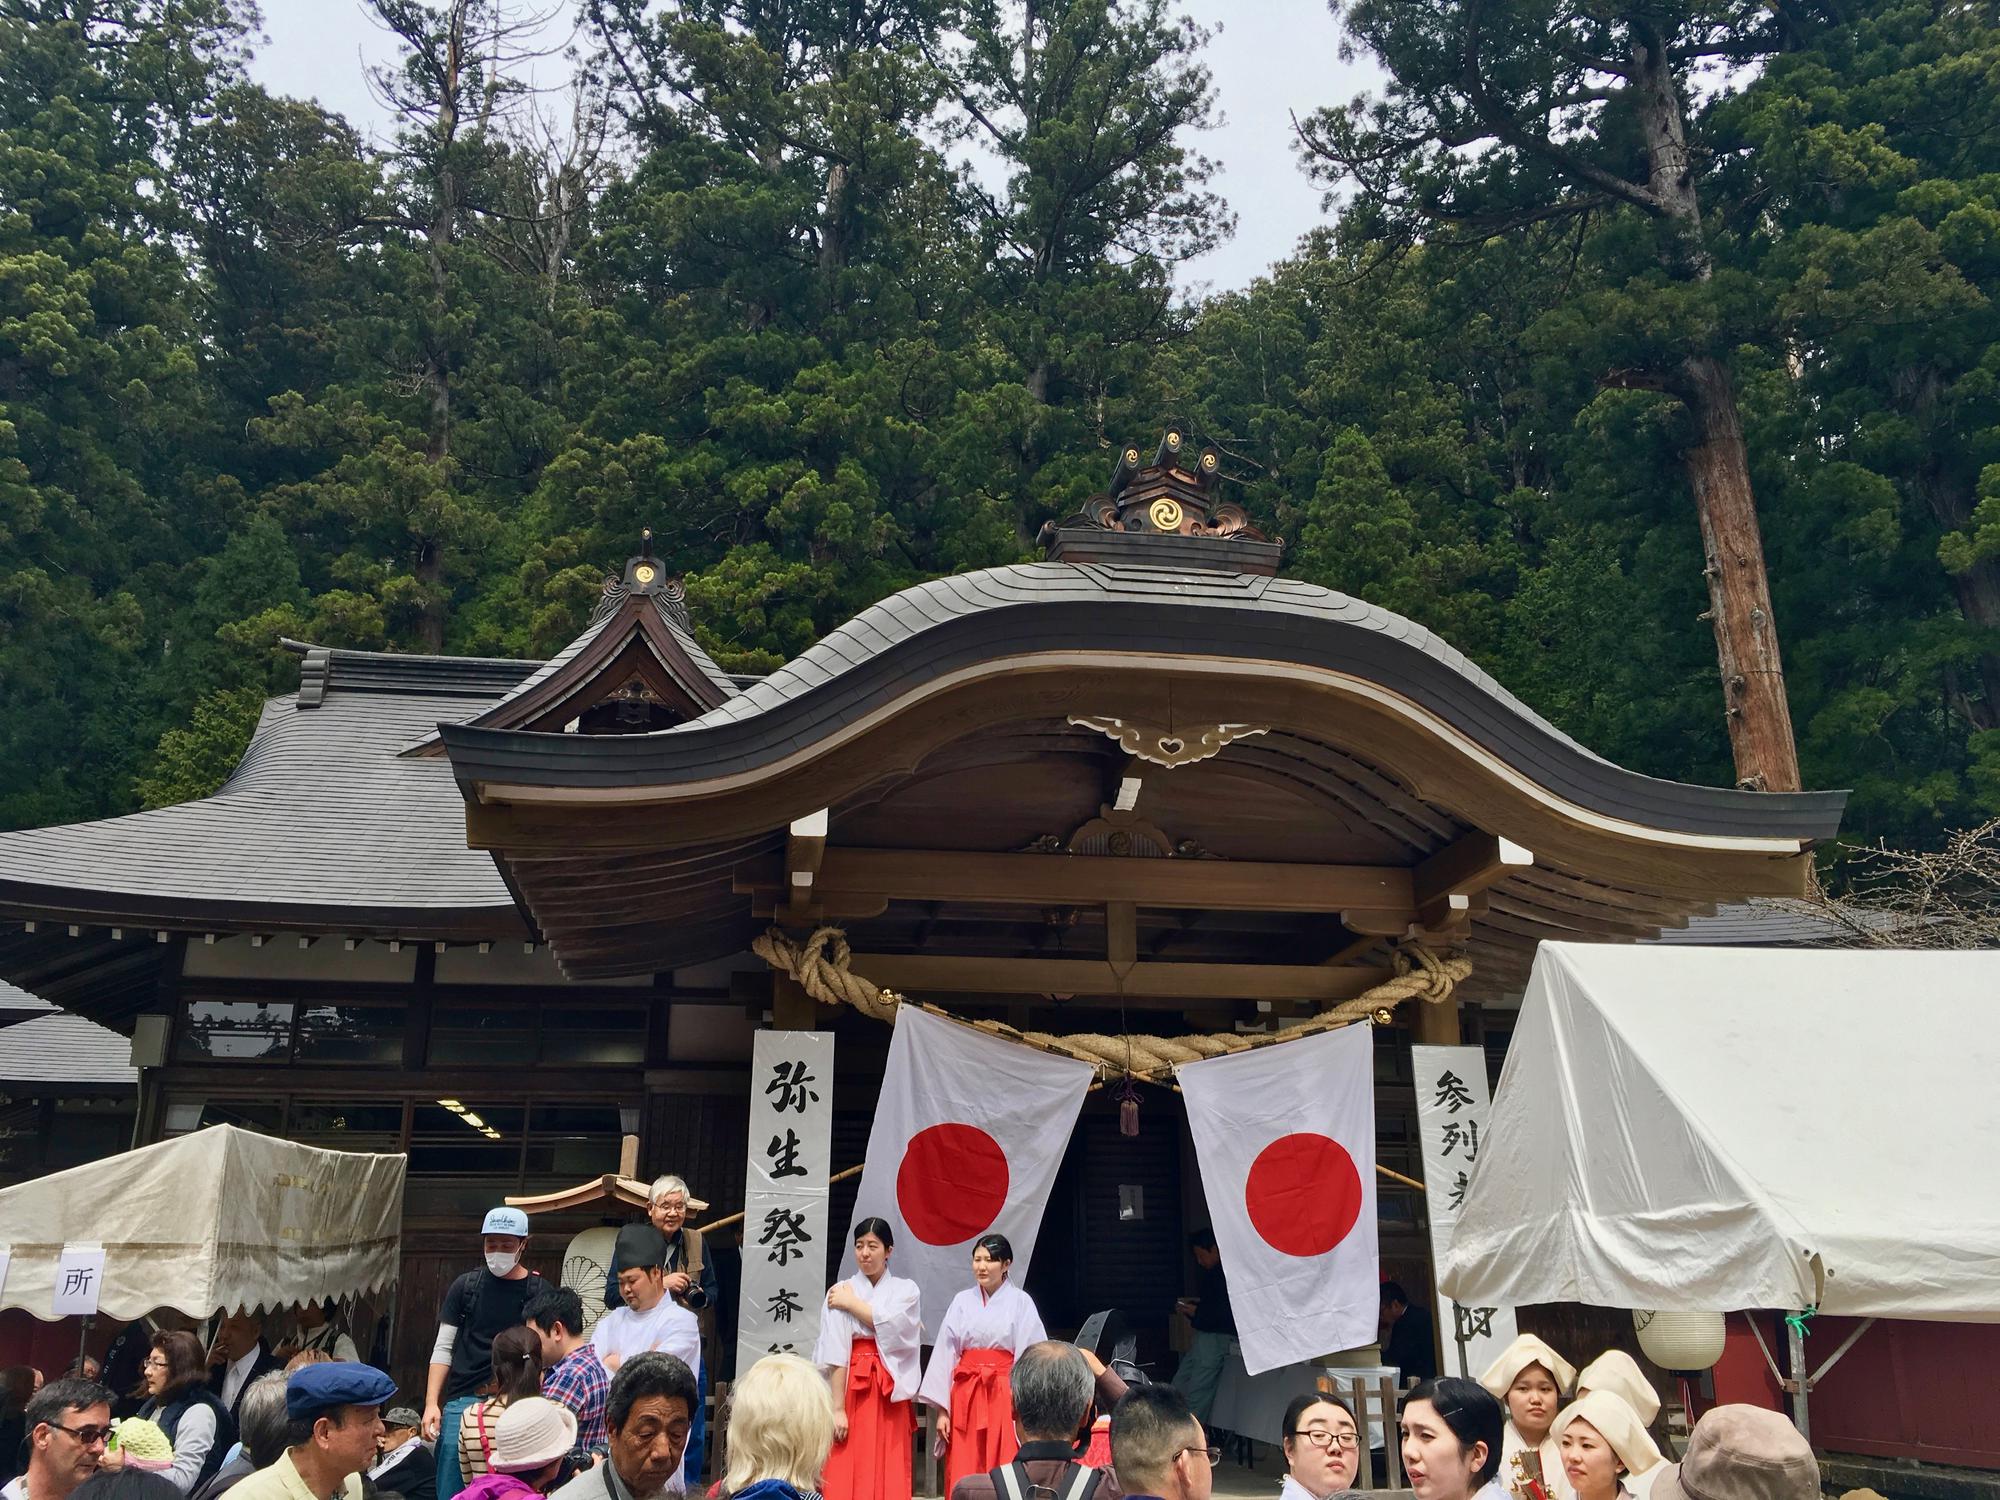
[542,1342,611,1460]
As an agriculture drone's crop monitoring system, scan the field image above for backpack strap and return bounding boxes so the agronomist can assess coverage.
[987,1460,1101,1500]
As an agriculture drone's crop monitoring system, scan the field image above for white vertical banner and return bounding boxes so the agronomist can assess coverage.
[736,1030,835,1372]
[1412,1045,1517,1378]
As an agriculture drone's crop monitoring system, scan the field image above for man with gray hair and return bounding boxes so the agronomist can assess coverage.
[602,1175,715,1486]
[948,1343,1131,1500]
[191,1373,292,1500]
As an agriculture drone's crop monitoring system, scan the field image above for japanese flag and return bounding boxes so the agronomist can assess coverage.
[844,1007,1092,1322]
[1179,1024,1379,1374]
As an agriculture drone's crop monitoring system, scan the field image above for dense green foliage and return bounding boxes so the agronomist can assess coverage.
[2,0,1996,849]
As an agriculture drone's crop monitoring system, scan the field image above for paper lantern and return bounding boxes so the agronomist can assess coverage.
[1633,1309,1726,1371]
[563,1226,619,1336]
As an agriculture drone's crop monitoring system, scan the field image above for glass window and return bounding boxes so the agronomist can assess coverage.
[409,1101,526,1178]
[524,1103,627,1180]
[179,1001,294,1061]
[429,1002,648,1064]
[289,1099,405,1154]
[189,1098,287,1135]
[429,1007,536,1066]
[295,1002,403,1064]
[540,1005,646,1064]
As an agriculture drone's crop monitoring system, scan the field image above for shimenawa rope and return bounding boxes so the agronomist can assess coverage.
[749,924,1469,1083]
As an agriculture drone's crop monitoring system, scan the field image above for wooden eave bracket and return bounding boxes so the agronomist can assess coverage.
[782,808,829,923]
[1413,833,1533,930]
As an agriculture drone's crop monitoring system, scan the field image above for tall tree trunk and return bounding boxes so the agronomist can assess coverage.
[1632,23,1801,791]
[1941,562,2000,731]
[818,161,849,284]
[1681,353,1801,789]
[413,0,467,654]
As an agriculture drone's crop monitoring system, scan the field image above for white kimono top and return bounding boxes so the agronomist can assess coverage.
[812,1270,925,1403]
[917,1280,1046,1409]
[1502,1422,1574,1500]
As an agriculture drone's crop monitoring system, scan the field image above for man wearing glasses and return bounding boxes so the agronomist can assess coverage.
[2,1377,117,1500]
[1107,1387,1214,1500]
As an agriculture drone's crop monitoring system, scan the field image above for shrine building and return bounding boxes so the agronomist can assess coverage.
[0,433,1847,1395]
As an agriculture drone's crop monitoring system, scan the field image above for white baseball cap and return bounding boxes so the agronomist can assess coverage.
[481,1206,530,1237]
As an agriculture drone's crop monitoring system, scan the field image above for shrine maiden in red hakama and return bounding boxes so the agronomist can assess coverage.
[814,1218,924,1500]
[918,1234,1047,1498]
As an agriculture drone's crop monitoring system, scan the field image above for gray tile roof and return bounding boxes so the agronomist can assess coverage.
[288,640,541,701]
[0,685,523,934]
[441,561,1849,842]
[0,978,54,1016]
[1649,899,1903,946]
[0,1009,138,1084]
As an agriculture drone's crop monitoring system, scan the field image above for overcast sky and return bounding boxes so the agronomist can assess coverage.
[243,0,1381,295]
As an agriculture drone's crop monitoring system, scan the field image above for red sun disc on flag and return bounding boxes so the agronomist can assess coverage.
[1244,1132,1364,1257]
[896,1123,1010,1245]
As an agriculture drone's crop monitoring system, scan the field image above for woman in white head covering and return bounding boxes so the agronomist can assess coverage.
[1574,1352,1660,1426]
[1572,1357,1665,1498]
[1478,1335,1578,1500]
[1551,1391,1664,1500]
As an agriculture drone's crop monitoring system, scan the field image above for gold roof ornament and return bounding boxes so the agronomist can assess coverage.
[1038,430,1280,573]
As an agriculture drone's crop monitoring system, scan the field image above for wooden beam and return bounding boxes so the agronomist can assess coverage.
[1414,834,1532,928]
[783,808,829,922]
[737,849,1414,915]
[852,952,1392,1002]
[1106,901,1137,973]
[1340,894,1486,938]
[750,895,891,922]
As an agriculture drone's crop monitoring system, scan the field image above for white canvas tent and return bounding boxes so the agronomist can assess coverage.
[1439,943,2000,1323]
[0,1124,405,1320]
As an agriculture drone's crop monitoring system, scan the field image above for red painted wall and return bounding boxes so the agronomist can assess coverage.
[0,1309,114,1379]
[1803,1317,2000,1470]
[1702,1313,2000,1470]
[1708,1313,1785,1413]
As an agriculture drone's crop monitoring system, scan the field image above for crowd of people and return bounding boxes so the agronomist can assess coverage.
[3,1187,1826,1500]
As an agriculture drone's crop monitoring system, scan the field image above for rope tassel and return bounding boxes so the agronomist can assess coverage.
[749,925,1470,1083]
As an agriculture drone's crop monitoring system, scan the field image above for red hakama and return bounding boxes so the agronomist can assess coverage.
[823,1337,914,1500]
[1081,1415,1112,1469]
[944,1347,1018,1497]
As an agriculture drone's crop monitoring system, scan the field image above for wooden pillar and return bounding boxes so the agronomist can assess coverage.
[1412,997,1461,1046]
[772,973,816,1031]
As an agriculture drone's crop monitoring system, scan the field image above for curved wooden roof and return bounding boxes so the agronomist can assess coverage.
[440,561,1847,985]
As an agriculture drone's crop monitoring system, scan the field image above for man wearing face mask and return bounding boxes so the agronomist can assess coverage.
[423,1208,548,1500]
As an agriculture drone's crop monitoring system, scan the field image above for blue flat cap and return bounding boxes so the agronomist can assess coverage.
[286,1361,398,1421]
